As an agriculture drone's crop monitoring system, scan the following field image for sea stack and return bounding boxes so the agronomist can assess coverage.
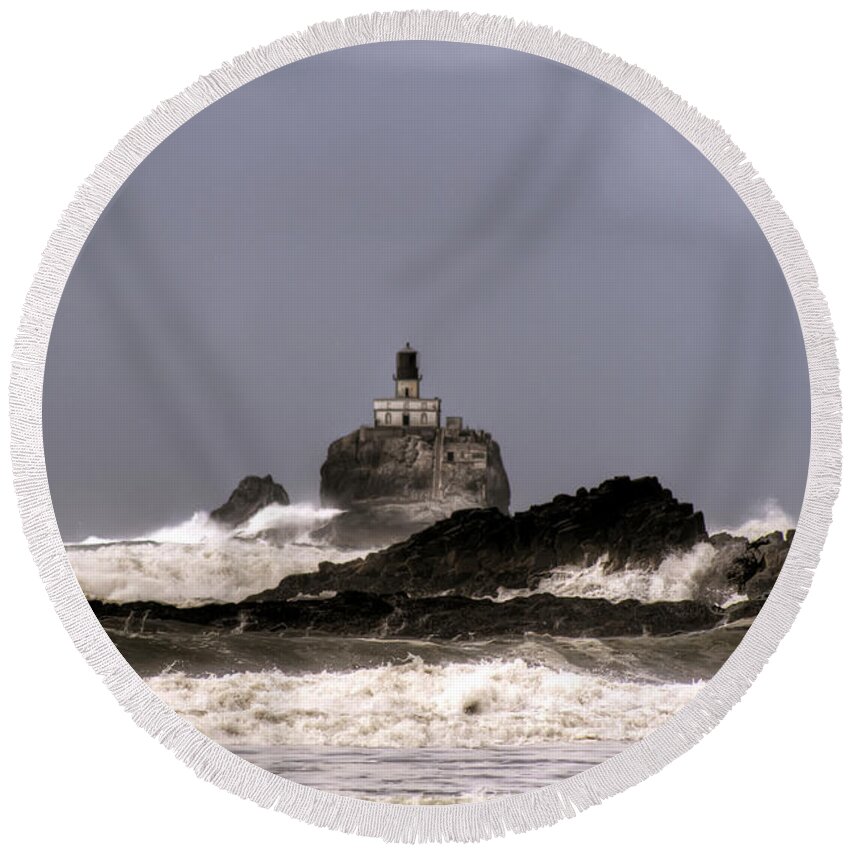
[318,343,510,546]
[210,474,290,528]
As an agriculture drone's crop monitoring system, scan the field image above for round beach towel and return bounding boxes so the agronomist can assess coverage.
[10,11,840,842]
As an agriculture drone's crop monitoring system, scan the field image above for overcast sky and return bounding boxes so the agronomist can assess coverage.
[44,41,809,540]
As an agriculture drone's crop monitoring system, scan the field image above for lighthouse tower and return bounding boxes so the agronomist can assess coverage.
[373,343,441,428]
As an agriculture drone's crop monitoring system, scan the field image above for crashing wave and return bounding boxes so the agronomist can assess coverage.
[70,502,341,546]
[493,543,733,605]
[66,503,371,607]
[146,657,702,748]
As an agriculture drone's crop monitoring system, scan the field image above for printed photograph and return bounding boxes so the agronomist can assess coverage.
[44,41,809,804]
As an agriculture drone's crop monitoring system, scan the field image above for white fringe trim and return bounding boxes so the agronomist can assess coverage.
[8,10,841,843]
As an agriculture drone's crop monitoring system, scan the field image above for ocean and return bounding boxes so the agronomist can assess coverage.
[69,504,754,803]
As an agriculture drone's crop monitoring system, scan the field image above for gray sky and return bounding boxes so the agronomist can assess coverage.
[44,41,810,540]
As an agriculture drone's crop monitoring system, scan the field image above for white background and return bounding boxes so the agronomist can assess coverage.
[1,2,847,847]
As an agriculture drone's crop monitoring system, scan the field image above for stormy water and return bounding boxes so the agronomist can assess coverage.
[68,502,781,804]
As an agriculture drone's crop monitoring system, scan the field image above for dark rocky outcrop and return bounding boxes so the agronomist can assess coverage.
[709,529,794,600]
[90,591,726,641]
[317,426,510,547]
[260,476,708,601]
[209,475,290,528]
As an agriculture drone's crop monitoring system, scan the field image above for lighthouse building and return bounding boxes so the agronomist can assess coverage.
[373,343,442,428]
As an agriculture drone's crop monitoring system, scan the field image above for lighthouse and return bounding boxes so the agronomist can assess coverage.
[320,342,510,519]
[373,343,442,428]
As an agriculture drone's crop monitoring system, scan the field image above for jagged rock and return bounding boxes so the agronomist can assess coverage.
[704,533,752,599]
[260,476,708,600]
[209,475,290,528]
[709,529,792,597]
[742,531,794,598]
[90,591,724,640]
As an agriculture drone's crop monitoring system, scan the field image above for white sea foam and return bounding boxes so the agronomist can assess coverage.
[146,658,702,748]
[495,543,721,604]
[67,504,368,607]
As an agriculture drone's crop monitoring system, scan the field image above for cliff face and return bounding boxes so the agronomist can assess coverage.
[318,426,510,547]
